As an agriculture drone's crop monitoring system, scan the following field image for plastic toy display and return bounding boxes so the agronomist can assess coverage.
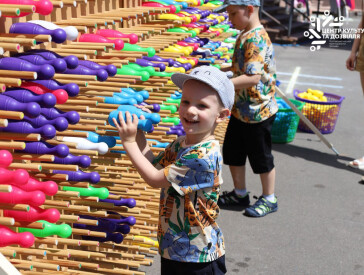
[0,0,237,273]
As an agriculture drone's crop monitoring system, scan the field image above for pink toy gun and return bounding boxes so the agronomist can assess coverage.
[0,167,29,186]
[0,0,53,17]
[0,225,34,248]
[142,2,177,14]
[205,29,221,36]
[0,150,13,168]
[0,185,45,207]
[96,29,139,44]
[177,41,199,51]
[17,177,58,196]
[79,34,124,50]
[4,205,60,223]
[180,56,199,66]
[21,82,68,104]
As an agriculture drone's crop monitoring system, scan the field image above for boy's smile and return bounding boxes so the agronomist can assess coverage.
[179,80,226,145]
[183,118,199,124]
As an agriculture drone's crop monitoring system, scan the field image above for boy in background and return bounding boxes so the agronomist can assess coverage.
[215,0,278,217]
[113,66,234,274]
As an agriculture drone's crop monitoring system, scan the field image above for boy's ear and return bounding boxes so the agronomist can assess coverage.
[216,108,230,123]
[247,5,254,15]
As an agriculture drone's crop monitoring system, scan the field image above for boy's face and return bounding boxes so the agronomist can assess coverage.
[227,5,252,31]
[179,80,229,144]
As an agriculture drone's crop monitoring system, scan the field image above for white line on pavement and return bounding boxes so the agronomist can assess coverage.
[285,67,301,96]
[277,71,342,81]
[278,80,344,89]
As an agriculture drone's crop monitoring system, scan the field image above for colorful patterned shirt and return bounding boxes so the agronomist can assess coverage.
[231,25,278,123]
[153,136,225,263]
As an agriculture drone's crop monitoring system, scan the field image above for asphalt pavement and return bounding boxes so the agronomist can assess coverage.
[143,14,364,275]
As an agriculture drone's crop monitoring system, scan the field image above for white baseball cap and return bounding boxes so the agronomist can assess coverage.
[171,66,235,110]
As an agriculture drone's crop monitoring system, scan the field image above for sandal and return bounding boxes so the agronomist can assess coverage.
[348,156,364,170]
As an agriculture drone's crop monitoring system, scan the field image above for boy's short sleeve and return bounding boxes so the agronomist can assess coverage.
[164,141,222,196]
[242,37,267,76]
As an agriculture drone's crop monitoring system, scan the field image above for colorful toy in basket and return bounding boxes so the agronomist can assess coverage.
[296,88,328,102]
[294,90,345,134]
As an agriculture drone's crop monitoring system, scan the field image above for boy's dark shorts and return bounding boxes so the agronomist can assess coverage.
[223,114,276,174]
[161,255,226,275]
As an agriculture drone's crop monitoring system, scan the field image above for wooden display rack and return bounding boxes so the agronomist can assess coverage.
[0,0,231,274]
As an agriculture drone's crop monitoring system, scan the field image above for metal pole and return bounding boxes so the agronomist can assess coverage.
[275,86,340,155]
[305,0,310,18]
[317,0,321,16]
[288,0,294,36]
[260,73,340,155]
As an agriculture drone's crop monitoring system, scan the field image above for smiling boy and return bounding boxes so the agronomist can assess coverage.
[113,66,234,274]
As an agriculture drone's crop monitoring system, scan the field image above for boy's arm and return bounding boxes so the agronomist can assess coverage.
[347,18,363,71]
[123,141,170,188]
[218,64,261,89]
[231,37,270,89]
[231,74,261,89]
[113,112,170,189]
[135,130,155,163]
[219,66,232,72]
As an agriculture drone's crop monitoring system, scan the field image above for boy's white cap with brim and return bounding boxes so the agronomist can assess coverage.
[171,66,235,110]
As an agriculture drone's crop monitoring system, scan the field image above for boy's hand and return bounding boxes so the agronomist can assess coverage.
[112,111,139,143]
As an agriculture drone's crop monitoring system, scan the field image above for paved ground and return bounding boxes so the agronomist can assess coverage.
[143,14,364,275]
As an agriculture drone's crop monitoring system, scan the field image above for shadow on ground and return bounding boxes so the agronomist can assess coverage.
[272,142,364,176]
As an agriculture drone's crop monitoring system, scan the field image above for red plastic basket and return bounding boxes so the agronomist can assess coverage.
[293,90,345,134]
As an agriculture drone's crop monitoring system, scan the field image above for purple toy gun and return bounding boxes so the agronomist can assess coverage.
[105,211,136,226]
[63,65,109,82]
[3,88,56,108]
[33,79,79,97]
[73,220,116,233]
[75,218,130,234]
[10,22,67,44]
[0,94,40,117]
[53,154,91,168]
[0,57,55,79]
[16,54,67,73]
[52,170,100,184]
[142,55,175,67]
[25,49,79,69]
[173,61,191,71]
[135,59,166,71]
[22,114,69,131]
[40,107,80,124]
[166,128,184,136]
[78,60,117,76]
[21,141,69,158]
[184,37,209,47]
[100,197,136,208]
[0,121,56,139]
